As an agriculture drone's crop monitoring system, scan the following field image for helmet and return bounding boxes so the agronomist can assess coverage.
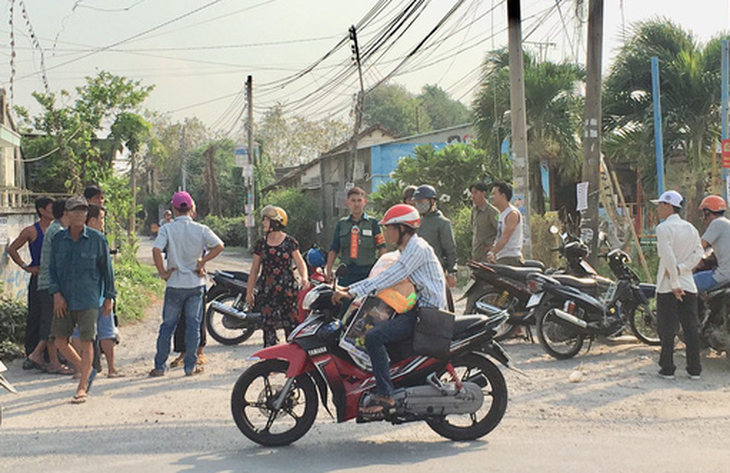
[261,205,288,227]
[380,204,420,229]
[699,195,727,213]
[306,248,326,268]
[411,184,437,201]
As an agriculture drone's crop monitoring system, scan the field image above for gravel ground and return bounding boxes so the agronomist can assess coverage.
[2,247,730,472]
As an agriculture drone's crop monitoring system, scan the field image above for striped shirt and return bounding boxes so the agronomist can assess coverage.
[349,234,447,309]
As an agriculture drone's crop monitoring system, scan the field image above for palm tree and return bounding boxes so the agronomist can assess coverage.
[473,49,584,214]
[603,19,726,197]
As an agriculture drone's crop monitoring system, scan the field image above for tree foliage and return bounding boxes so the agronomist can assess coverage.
[370,144,494,218]
[472,49,584,214]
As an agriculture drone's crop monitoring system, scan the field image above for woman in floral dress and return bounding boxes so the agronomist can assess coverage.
[246,205,309,347]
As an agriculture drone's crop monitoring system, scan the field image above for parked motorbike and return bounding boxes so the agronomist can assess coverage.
[205,246,329,345]
[692,252,730,355]
[0,359,18,426]
[464,226,611,340]
[526,249,660,359]
[230,268,516,446]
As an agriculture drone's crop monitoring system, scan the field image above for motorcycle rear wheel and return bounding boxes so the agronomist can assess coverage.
[231,359,318,446]
[426,353,508,441]
[626,303,661,346]
[465,289,517,341]
[206,294,256,345]
[536,307,585,359]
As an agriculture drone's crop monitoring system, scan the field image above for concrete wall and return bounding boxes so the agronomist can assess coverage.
[0,208,36,300]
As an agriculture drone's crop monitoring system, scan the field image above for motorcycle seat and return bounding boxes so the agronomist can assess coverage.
[708,280,730,298]
[453,314,491,335]
[523,259,546,271]
[488,264,543,281]
[553,274,598,291]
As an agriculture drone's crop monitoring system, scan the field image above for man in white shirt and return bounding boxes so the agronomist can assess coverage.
[652,190,704,380]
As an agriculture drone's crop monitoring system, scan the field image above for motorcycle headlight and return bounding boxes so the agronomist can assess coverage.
[302,288,320,311]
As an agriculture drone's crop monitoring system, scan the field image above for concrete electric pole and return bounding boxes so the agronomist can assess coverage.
[507,0,532,257]
[348,25,365,185]
[580,0,604,264]
[246,75,255,249]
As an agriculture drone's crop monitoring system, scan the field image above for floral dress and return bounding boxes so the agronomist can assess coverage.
[253,235,300,347]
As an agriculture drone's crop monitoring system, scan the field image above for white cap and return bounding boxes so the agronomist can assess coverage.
[650,190,684,208]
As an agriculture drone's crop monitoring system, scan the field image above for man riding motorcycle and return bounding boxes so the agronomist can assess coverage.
[694,195,730,292]
[334,204,447,416]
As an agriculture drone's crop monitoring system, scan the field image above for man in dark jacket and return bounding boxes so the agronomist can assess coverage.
[412,185,457,310]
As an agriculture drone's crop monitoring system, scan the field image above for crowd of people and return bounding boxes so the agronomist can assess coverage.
[10,180,727,405]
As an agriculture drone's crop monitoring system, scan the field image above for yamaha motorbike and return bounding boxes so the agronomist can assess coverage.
[230,269,516,446]
[526,249,660,359]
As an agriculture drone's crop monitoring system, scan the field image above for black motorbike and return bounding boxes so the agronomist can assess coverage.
[526,249,660,359]
[464,227,611,341]
[205,270,261,345]
[692,253,730,357]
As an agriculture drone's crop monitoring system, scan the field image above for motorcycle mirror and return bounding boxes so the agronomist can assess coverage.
[549,225,559,235]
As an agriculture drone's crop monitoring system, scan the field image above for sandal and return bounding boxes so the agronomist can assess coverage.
[47,364,75,376]
[71,393,87,404]
[170,354,185,368]
[196,354,207,366]
[360,395,396,416]
[107,371,125,378]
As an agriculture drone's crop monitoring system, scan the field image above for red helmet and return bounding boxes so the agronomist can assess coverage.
[699,195,727,213]
[380,204,420,229]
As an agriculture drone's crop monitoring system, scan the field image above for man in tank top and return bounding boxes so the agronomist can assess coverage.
[7,196,55,367]
[486,182,524,266]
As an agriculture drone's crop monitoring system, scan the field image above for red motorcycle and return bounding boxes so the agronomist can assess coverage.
[230,271,515,446]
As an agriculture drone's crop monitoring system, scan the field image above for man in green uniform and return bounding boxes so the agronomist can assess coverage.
[412,184,457,311]
[326,187,386,286]
[470,181,499,262]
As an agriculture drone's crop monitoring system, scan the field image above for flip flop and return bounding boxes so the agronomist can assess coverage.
[71,393,87,404]
[360,396,396,416]
[106,372,125,378]
[22,359,45,371]
[47,365,74,376]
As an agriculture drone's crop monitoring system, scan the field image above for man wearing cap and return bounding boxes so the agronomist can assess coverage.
[469,181,498,263]
[49,196,116,403]
[150,191,224,377]
[652,190,704,380]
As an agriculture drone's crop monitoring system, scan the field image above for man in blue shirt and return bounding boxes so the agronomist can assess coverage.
[49,196,116,403]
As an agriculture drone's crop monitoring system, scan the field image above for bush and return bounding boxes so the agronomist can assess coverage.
[114,242,165,323]
[529,212,562,268]
[202,215,249,247]
[453,207,472,264]
[0,294,27,359]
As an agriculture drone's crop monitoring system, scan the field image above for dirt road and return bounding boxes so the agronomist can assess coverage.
[2,248,730,472]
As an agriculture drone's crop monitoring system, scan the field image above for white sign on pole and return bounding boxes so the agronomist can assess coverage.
[726,176,730,205]
[234,146,249,167]
[576,181,589,211]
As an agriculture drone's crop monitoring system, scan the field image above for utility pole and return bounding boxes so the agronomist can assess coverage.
[507,0,532,257]
[180,122,187,191]
[129,151,136,235]
[246,75,255,249]
[580,0,604,264]
[348,25,365,185]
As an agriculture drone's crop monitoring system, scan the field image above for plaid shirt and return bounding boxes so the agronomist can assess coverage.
[349,234,446,309]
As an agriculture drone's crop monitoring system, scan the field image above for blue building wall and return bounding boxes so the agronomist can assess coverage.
[370,142,450,192]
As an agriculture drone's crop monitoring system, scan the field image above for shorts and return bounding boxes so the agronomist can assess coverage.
[37,289,55,341]
[71,308,117,340]
[51,308,98,341]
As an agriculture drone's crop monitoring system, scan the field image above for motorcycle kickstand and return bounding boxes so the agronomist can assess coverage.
[525,325,535,344]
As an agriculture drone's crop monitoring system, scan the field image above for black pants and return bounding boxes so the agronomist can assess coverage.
[656,292,701,376]
[174,292,207,353]
[25,275,41,356]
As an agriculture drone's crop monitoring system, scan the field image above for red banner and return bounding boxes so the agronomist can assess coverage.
[722,139,730,169]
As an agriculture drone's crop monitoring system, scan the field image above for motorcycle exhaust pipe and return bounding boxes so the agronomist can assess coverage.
[549,308,588,329]
[209,300,261,322]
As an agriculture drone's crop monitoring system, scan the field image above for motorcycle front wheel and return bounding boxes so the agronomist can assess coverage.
[626,303,661,346]
[426,353,508,441]
[206,294,256,345]
[465,288,517,341]
[231,359,318,446]
[536,306,585,359]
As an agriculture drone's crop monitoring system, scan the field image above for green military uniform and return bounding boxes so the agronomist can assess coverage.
[471,201,499,262]
[417,209,457,273]
[329,213,386,286]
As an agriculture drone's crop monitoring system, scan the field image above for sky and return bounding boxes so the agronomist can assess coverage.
[2,0,729,138]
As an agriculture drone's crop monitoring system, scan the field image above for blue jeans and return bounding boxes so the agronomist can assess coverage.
[365,310,417,397]
[694,270,719,293]
[155,286,205,373]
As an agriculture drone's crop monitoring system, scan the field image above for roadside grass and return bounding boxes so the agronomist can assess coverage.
[115,261,164,324]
